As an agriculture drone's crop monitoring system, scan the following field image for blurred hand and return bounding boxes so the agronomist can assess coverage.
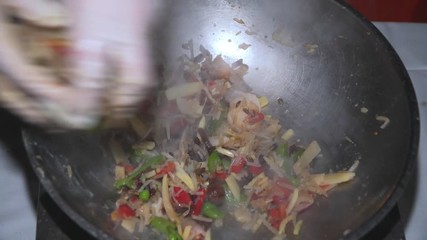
[0,0,159,128]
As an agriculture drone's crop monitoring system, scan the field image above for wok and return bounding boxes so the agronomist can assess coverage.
[22,0,419,239]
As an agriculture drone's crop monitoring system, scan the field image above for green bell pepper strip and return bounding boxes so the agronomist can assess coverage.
[222,158,231,170]
[150,217,182,240]
[201,201,224,219]
[276,142,289,158]
[115,155,165,189]
[167,230,183,240]
[277,142,301,187]
[292,148,305,162]
[207,150,220,173]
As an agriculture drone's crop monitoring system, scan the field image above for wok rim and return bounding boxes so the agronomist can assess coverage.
[22,0,420,239]
[22,131,115,240]
[331,0,420,239]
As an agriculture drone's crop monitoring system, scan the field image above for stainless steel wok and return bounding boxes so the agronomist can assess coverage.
[22,0,419,239]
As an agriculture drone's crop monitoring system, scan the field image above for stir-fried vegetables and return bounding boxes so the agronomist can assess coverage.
[110,46,358,240]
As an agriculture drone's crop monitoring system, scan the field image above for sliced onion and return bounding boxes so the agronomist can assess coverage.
[176,164,196,192]
[311,172,356,186]
[208,136,220,147]
[286,188,299,214]
[264,156,285,177]
[216,147,235,158]
[115,166,125,180]
[281,129,295,141]
[348,160,360,172]
[278,214,295,235]
[142,203,151,226]
[198,116,206,129]
[225,174,240,201]
[205,229,212,240]
[177,97,203,118]
[293,141,321,174]
[121,218,137,233]
[183,225,192,240]
[162,175,179,222]
[293,219,303,235]
[258,96,269,108]
[233,206,252,223]
[192,215,213,222]
[376,115,390,129]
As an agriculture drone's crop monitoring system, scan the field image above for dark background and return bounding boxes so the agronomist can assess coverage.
[347,0,427,22]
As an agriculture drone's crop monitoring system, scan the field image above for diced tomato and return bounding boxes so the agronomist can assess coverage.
[130,195,139,203]
[117,204,135,219]
[123,164,135,174]
[173,186,192,206]
[248,165,263,175]
[192,188,206,216]
[247,112,265,125]
[212,171,229,181]
[230,156,246,173]
[157,161,176,176]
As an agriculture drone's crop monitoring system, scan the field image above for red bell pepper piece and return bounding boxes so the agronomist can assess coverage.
[157,162,176,176]
[123,164,135,174]
[212,171,229,181]
[268,204,287,230]
[268,208,281,230]
[192,188,207,216]
[230,156,246,173]
[173,186,192,206]
[117,204,135,219]
[248,165,263,175]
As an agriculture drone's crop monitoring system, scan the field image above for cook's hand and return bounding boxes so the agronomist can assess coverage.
[0,0,158,129]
